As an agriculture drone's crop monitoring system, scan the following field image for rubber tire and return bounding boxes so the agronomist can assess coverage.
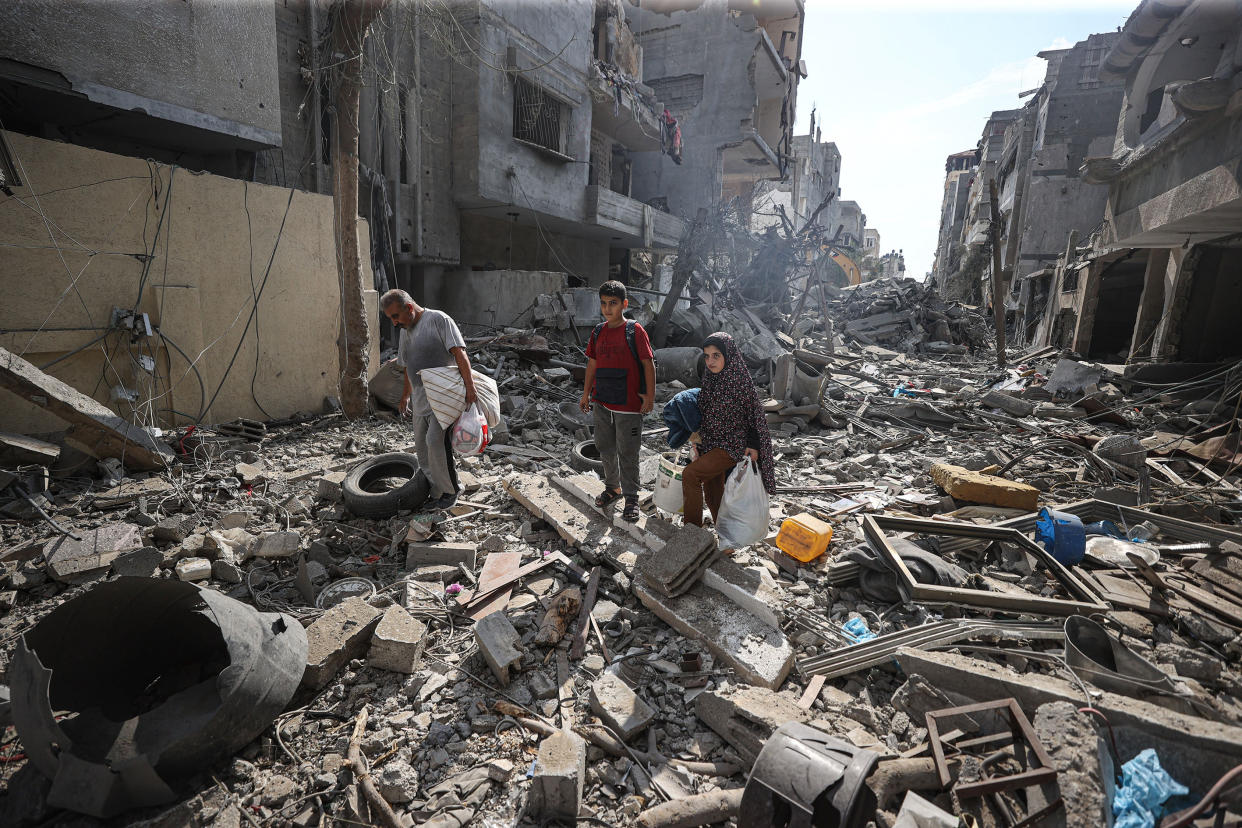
[571,440,605,474]
[342,452,432,518]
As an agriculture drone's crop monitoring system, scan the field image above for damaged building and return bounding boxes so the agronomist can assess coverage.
[1,1,1242,827]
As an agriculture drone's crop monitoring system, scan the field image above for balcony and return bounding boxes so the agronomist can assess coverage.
[722,130,783,185]
[588,64,664,152]
[585,185,685,250]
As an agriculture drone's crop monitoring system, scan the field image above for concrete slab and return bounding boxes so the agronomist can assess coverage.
[44,522,143,582]
[250,531,301,559]
[554,472,678,550]
[475,612,522,687]
[590,672,655,740]
[0,345,174,469]
[302,597,383,690]
[634,580,794,690]
[369,605,427,674]
[930,463,1039,510]
[528,730,586,820]
[0,432,59,466]
[406,542,476,570]
[700,558,785,628]
[695,685,812,763]
[637,522,717,597]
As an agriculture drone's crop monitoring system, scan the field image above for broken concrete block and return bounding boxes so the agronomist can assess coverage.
[302,597,384,690]
[637,523,717,597]
[530,671,558,700]
[475,612,522,687]
[405,542,476,570]
[980,390,1036,418]
[0,345,173,470]
[218,511,249,530]
[175,557,212,582]
[44,522,143,582]
[528,730,586,820]
[1033,702,1109,826]
[111,547,161,577]
[153,514,196,544]
[368,605,427,674]
[929,463,1039,511]
[316,471,347,501]
[376,760,419,804]
[0,432,60,466]
[590,672,655,740]
[211,559,244,584]
[695,685,810,764]
[634,581,794,690]
[250,531,301,559]
[205,528,254,563]
[700,558,785,628]
[234,462,265,484]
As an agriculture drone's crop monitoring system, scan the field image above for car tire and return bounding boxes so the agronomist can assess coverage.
[341,453,432,518]
[571,440,605,474]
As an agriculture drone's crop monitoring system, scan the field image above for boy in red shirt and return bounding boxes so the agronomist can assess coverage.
[578,281,656,522]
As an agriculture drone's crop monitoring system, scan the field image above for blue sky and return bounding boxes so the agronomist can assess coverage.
[794,0,1137,278]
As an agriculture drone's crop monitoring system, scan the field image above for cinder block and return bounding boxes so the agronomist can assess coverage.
[528,730,586,819]
[302,597,384,689]
[695,685,811,764]
[929,463,1039,511]
[369,605,427,674]
[590,672,655,740]
[475,612,522,687]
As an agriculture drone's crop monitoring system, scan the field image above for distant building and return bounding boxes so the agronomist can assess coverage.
[864,228,881,257]
[752,129,842,233]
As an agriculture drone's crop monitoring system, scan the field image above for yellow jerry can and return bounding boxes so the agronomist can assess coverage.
[775,513,834,562]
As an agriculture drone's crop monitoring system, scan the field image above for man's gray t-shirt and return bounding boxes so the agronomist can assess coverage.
[396,309,467,416]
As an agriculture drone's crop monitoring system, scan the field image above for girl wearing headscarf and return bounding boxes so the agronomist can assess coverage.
[682,332,776,528]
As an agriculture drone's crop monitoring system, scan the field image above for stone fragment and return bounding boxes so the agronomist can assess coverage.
[475,613,522,687]
[251,530,301,559]
[44,522,143,581]
[980,390,1036,417]
[1156,642,1223,683]
[528,730,586,819]
[218,511,249,530]
[376,760,419,804]
[929,463,1039,510]
[479,534,505,553]
[260,774,297,807]
[0,590,16,611]
[235,462,265,484]
[590,672,655,740]
[317,471,347,501]
[637,523,717,597]
[153,514,196,544]
[212,559,244,583]
[530,671,558,700]
[302,597,384,689]
[175,557,212,581]
[206,528,254,562]
[369,605,427,674]
[406,542,476,570]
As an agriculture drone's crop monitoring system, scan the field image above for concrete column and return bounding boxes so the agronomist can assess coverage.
[1071,260,1105,357]
[416,264,445,309]
[1128,248,1170,360]
[1151,247,1188,361]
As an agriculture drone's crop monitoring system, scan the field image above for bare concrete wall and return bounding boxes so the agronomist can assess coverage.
[0,0,281,145]
[0,132,374,436]
[438,269,567,330]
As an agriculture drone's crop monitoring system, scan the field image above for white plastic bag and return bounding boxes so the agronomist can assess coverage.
[715,458,769,549]
[451,403,489,456]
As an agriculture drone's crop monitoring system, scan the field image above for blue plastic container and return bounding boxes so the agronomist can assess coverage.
[1035,507,1086,566]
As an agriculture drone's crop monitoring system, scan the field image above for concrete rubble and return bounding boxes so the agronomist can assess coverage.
[3,249,1242,827]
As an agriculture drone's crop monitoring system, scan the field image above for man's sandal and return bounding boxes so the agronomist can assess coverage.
[622,496,640,523]
[595,488,623,508]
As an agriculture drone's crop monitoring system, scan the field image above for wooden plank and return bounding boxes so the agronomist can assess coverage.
[569,566,601,660]
[457,551,575,610]
[467,551,521,620]
[0,346,173,470]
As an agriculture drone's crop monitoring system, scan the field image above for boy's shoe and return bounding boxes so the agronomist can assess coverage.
[621,496,640,523]
[433,491,459,510]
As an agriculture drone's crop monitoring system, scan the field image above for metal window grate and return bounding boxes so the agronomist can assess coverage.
[513,77,565,154]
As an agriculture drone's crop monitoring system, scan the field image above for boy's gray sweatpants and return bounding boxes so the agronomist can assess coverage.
[593,405,643,498]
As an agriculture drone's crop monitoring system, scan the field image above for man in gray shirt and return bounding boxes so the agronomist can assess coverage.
[380,289,477,509]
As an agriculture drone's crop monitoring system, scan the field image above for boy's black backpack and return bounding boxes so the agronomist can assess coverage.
[590,320,653,395]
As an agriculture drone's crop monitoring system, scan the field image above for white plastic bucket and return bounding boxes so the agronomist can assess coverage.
[653,452,685,515]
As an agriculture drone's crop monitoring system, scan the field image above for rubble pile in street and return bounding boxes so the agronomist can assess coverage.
[2,285,1242,827]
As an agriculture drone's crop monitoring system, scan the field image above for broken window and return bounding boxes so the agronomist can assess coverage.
[513,77,570,157]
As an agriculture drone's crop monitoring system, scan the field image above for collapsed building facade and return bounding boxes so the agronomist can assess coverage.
[931,0,1242,366]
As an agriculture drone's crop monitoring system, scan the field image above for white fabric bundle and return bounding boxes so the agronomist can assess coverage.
[419,367,501,430]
